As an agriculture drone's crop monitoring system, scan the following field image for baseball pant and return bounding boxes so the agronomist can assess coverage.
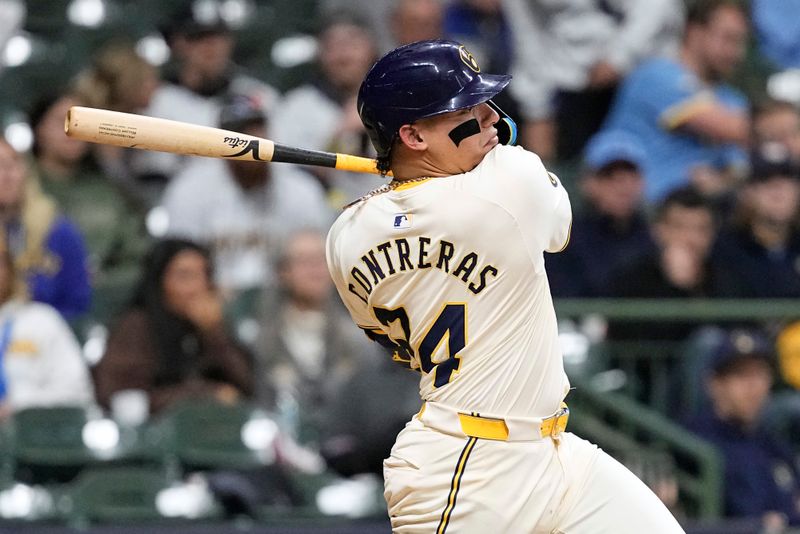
[384,416,685,533]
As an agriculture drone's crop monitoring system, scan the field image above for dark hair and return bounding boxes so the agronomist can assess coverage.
[129,238,214,386]
[29,93,64,158]
[316,10,373,37]
[0,243,16,304]
[686,0,748,27]
[752,98,799,121]
[376,149,393,176]
[594,160,641,178]
[655,186,713,222]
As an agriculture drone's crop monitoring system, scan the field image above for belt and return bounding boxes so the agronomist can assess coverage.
[416,401,569,442]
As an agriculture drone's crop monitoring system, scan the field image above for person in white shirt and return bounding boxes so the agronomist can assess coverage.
[505,0,684,160]
[270,15,383,203]
[326,39,684,533]
[0,242,94,415]
[160,93,333,296]
[133,0,280,199]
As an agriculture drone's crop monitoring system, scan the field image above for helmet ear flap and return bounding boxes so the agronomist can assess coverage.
[487,100,517,146]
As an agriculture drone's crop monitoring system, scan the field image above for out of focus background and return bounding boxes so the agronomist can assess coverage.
[0,0,799,532]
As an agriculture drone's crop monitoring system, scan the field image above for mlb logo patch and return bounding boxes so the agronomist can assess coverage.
[393,213,412,229]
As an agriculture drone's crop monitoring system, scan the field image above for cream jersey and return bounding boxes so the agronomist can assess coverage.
[326,145,572,418]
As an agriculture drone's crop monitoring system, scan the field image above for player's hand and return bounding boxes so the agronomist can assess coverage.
[588,61,621,88]
[183,291,224,332]
[661,244,702,290]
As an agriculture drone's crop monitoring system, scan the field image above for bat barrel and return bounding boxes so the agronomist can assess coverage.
[64,106,385,175]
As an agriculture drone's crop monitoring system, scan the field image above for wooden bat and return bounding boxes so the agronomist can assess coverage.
[64,106,384,175]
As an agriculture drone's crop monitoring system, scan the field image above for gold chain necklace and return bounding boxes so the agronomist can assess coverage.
[343,176,435,209]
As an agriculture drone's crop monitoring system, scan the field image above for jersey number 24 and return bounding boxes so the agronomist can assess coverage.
[373,303,466,388]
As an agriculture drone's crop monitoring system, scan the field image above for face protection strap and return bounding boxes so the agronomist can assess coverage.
[487,100,518,146]
[448,118,481,147]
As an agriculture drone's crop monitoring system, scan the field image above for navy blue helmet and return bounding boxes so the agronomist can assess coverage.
[357,39,512,158]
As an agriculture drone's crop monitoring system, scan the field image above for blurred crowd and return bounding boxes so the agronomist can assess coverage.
[1,0,800,528]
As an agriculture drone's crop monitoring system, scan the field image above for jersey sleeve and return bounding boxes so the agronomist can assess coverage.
[325,220,416,365]
[489,145,572,255]
[325,217,379,331]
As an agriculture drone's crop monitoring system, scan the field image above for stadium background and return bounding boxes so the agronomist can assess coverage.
[0,0,798,533]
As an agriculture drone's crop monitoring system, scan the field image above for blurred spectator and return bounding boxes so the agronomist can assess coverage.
[443,0,523,141]
[0,138,91,320]
[271,15,382,203]
[29,93,150,286]
[753,99,800,159]
[160,93,332,296]
[72,42,161,208]
[319,0,396,53]
[444,0,511,75]
[752,0,800,69]
[135,0,280,200]
[0,1,24,77]
[686,329,800,526]
[602,0,750,202]
[254,230,418,475]
[0,241,94,416]
[506,0,684,161]
[714,143,800,298]
[608,188,743,340]
[391,0,444,46]
[778,321,800,391]
[93,239,253,416]
[547,130,654,297]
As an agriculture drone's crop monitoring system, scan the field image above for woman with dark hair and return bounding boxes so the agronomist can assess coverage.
[28,91,149,286]
[93,239,253,416]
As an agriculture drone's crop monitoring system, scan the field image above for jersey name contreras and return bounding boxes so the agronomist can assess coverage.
[326,145,573,418]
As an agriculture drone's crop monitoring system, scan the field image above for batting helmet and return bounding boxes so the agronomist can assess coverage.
[357,39,512,158]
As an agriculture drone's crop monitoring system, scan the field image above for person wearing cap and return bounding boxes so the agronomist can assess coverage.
[546,130,654,297]
[714,142,800,298]
[686,329,800,526]
[133,0,280,193]
[158,94,333,298]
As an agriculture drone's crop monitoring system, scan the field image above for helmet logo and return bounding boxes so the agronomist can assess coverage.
[458,46,480,73]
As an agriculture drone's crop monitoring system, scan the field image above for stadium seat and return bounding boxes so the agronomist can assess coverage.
[158,400,277,472]
[10,406,97,484]
[63,466,173,525]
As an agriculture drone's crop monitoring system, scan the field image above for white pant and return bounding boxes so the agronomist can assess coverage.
[384,417,685,534]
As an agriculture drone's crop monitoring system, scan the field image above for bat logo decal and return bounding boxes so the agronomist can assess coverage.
[223,139,266,161]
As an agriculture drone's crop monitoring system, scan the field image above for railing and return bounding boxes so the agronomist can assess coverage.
[554,298,800,321]
[555,298,800,520]
[568,387,723,519]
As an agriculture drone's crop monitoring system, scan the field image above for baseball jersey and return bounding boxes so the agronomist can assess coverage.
[326,144,572,419]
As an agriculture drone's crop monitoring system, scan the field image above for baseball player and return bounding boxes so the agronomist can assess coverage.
[326,40,684,534]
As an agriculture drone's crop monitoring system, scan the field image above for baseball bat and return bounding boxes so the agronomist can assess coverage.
[64,106,383,175]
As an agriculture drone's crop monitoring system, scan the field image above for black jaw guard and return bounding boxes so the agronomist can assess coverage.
[488,100,517,146]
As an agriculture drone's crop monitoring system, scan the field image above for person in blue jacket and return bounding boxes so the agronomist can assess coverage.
[0,138,90,321]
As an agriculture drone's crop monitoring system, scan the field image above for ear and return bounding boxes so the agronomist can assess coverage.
[397,124,428,152]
